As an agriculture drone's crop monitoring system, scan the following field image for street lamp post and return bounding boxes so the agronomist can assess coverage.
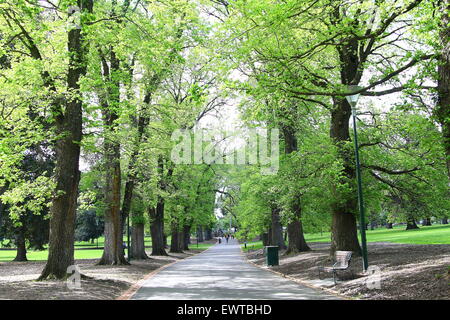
[346,85,369,272]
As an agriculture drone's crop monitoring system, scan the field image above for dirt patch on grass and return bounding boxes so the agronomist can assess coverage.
[245,242,450,300]
[0,249,205,300]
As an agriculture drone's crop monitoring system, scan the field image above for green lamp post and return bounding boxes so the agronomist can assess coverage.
[346,85,369,272]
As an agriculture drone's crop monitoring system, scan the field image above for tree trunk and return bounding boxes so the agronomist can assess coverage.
[282,126,310,254]
[436,0,450,182]
[149,204,167,256]
[327,30,364,256]
[39,0,93,280]
[267,227,273,246]
[178,229,184,250]
[406,216,419,230]
[98,140,127,265]
[329,97,362,255]
[386,222,393,229]
[13,229,27,262]
[197,226,204,242]
[261,233,269,246]
[120,92,153,253]
[182,224,191,250]
[97,44,128,266]
[204,228,212,241]
[170,222,183,253]
[286,204,310,254]
[442,218,448,224]
[422,217,432,226]
[271,208,286,249]
[131,223,148,259]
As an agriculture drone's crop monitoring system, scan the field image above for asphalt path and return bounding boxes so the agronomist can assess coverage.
[132,239,339,300]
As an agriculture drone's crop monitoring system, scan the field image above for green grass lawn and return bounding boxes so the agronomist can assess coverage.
[0,249,105,261]
[242,223,450,252]
[0,236,215,262]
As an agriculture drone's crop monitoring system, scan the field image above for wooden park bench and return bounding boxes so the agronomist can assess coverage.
[318,251,354,284]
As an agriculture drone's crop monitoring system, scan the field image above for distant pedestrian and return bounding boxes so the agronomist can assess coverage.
[225,235,229,243]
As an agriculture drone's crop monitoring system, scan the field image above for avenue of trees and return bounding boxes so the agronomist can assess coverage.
[0,0,449,279]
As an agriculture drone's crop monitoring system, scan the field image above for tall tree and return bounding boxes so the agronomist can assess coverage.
[40,0,94,279]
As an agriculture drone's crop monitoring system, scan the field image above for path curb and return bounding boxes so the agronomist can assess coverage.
[116,243,218,300]
[239,245,355,300]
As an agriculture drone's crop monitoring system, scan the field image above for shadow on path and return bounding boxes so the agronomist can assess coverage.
[132,239,339,300]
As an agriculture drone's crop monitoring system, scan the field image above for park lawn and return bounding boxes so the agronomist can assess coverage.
[74,236,153,248]
[0,238,215,262]
[0,249,105,262]
[241,223,450,251]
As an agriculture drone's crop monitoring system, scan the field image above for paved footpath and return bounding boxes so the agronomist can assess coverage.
[132,239,339,300]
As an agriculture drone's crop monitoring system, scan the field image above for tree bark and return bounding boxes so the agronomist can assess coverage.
[329,99,361,255]
[170,221,183,253]
[282,126,310,254]
[39,0,93,280]
[204,228,212,241]
[271,208,286,249]
[442,218,448,224]
[98,48,128,266]
[261,233,269,246]
[422,217,432,226]
[149,204,167,256]
[131,223,149,259]
[13,229,27,262]
[436,0,450,181]
[406,217,419,230]
[327,22,364,256]
[182,224,191,250]
[197,226,204,242]
[286,204,310,254]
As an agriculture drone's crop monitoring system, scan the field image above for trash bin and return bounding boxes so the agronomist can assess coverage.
[265,246,279,266]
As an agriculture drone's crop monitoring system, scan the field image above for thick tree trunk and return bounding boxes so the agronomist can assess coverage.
[271,209,286,249]
[282,126,310,254]
[406,216,419,230]
[182,224,191,250]
[170,222,183,253]
[131,223,148,259]
[436,0,450,180]
[97,45,128,266]
[197,226,204,242]
[328,31,363,256]
[329,98,362,255]
[99,140,127,265]
[261,233,269,246]
[442,218,449,224]
[267,227,273,246]
[422,217,432,226]
[39,0,93,280]
[178,229,184,250]
[204,228,212,241]
[286,204,310,254]
[13,230,27,262]
[149,204,167,256]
